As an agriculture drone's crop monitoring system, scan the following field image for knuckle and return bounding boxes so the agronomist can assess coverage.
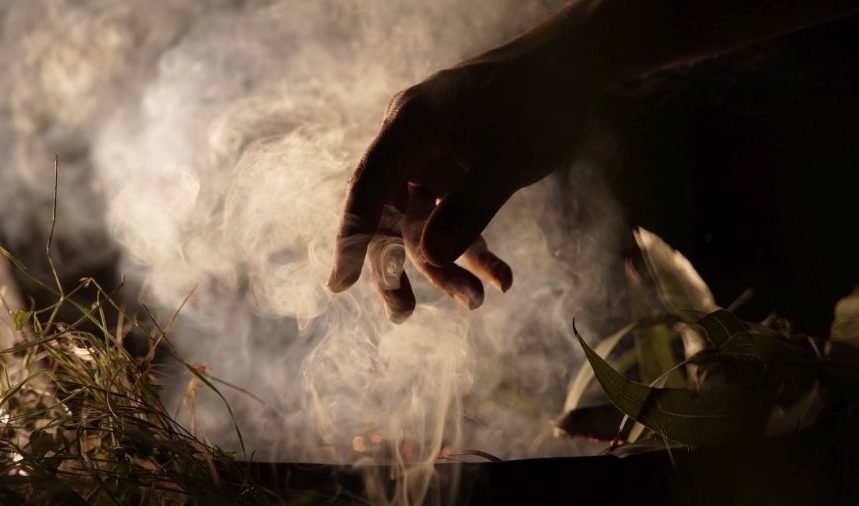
[385,85,429,123]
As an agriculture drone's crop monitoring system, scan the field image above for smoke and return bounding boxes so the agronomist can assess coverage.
[1,0,628,502]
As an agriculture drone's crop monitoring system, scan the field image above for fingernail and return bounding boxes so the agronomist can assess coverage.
[481,253,512,293]
[327,269,340,292]
[386,305,414,324]
[497,264,513,293]
[328,267,358,293]
[423,232,460,266]
[451,278,483,310]
[491,277,513,294]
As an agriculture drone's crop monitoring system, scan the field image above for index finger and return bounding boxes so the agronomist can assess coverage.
[327,118,420,292]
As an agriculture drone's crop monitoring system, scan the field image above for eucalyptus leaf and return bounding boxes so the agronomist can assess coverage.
[634,228,717,318]
[696,310,757,356]
[832,288,859,347]
[563,321,636,413]
[555,404,627,441]
[698,310,818,394]
[574,323,770,446]
[626,262,685,387]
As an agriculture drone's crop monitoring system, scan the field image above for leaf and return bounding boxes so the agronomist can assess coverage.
[627,420,647,443]
[635,321,684,388]
[12,310,32,331]
[555,404,628,441]
[563,321,636,413]
[696,309,757,356]
[698,310,817,393]
[0,246,28,273]
[765,381,823,437]
[634,228,717,318]
[626,263,685,387]
[574,323,770,446]
[832,288,859,347]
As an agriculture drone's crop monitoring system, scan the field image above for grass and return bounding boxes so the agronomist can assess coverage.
[0,263,297,504]
[0,157,294,504]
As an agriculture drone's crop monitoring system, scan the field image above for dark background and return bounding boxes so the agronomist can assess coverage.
[593,14,859,335]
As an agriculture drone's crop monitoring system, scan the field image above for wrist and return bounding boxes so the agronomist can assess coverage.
[488,0,645,94]
[547,0,657,89]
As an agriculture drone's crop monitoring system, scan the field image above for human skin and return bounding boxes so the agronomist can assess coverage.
[328,0,858,322]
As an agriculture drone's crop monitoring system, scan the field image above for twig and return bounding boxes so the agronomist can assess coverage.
[443,449,502,462]
[45,155,64,331]
[727,288,755,313]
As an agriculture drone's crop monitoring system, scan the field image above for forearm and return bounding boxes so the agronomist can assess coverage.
[530,0,858,88]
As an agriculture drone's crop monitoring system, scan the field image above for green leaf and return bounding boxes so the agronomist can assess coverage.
[832,289,859,347]
[574,323,770,446]
[0,246,28,273]
[626,263,685,387]
[556,404,627,441]
[634,228,717,318]
[698,311,817,393]
[635,321,685,388]
[12,310,32,331]
[697,309,758,356]
[563,321,637,413]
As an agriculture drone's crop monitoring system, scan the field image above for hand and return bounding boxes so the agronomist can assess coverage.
[327,14,604,322]
[326,0,858,323]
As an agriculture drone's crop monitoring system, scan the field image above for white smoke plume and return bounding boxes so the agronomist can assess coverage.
[1,0,628,502]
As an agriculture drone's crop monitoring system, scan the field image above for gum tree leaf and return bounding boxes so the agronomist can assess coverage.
[696,309,758,357]
[819,285,859,401]
[698,310,817,391]
[634,228,717,318]
[832,288,859,347]
[575,324,770,446]
[563,321,636,414]
[626,262,685,387]
[555,404,628,441]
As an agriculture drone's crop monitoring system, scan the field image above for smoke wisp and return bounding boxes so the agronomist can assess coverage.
[1,0,629,502]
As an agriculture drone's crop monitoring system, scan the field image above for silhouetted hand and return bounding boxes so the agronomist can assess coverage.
[327,21,602,322]
[327,0,857,322]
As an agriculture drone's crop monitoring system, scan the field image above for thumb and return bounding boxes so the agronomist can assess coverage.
[420,171,514,266]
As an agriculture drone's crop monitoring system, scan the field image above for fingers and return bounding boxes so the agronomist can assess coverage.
[403,186,484,310]
[328,120,421,293]
[363,186,511,321]
[420,170,514,267]
[367,225,415,323]
[372,271,416,324]
[458,237,513,293]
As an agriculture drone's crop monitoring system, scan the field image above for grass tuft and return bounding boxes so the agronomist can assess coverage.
[0,269,290,504]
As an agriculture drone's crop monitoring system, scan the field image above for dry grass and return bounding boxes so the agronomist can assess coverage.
[0,262,296,504]
[0,158,290,504]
